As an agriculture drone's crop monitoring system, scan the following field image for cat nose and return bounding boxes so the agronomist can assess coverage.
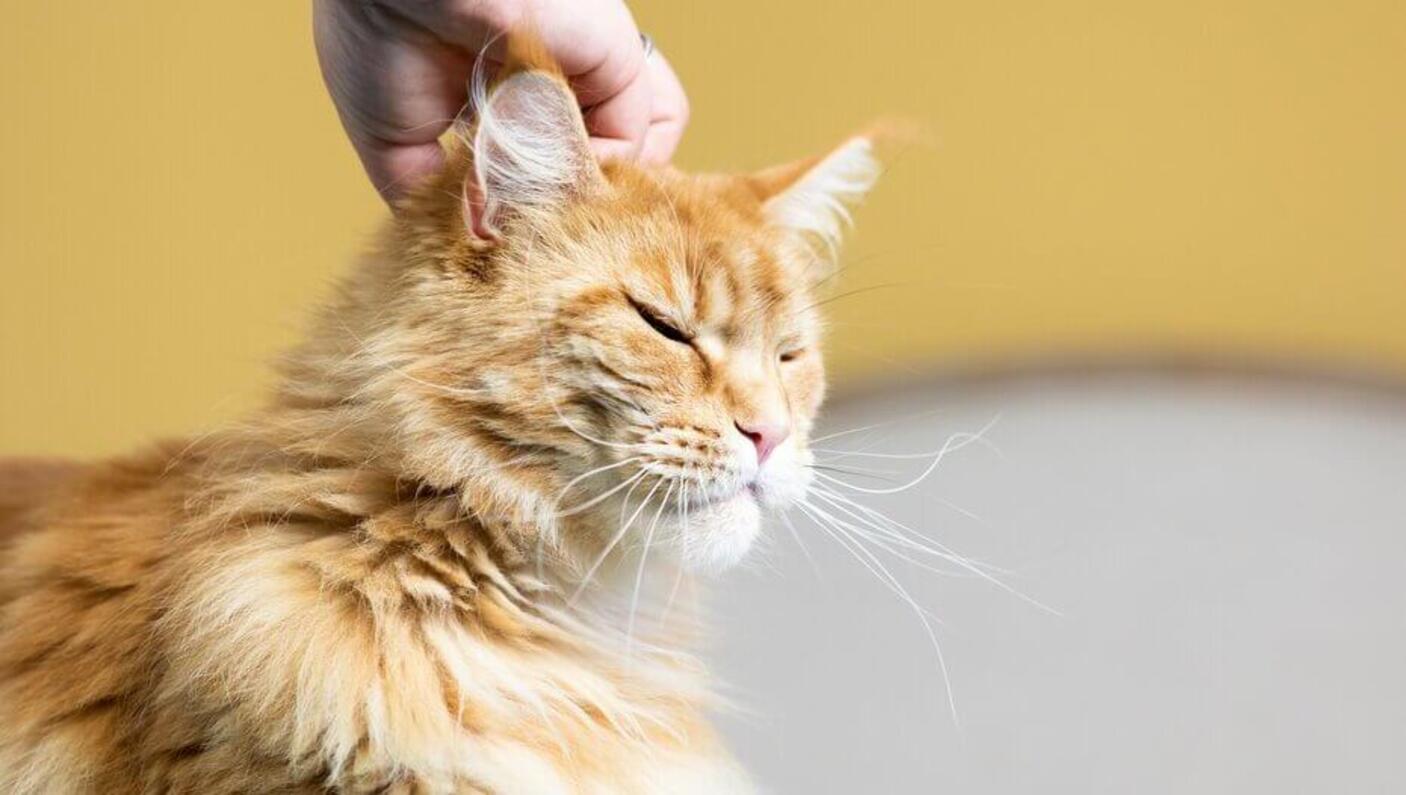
[734,418,791,465]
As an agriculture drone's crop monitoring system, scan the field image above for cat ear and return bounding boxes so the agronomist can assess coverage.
[751,136,880,260]
[462,63,601,241]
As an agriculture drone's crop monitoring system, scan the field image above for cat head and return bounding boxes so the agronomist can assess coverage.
[327,38,878,575]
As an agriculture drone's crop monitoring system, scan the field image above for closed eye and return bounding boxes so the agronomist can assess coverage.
[630,298,691,344]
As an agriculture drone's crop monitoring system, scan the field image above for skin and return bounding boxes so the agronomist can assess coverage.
[314,0,690,202]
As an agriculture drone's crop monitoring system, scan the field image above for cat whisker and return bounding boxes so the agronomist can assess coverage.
[794,499,960,727]
[803,463,902,481]
[795,282,902,315]
[778,509,822,577]
[811,415,1001,496]
[804,488,985,578]
[798,500,947,628]
[627,480,676,655]
[570,476,666,603]
[815,428,1006,463]
[812,456,991,526]
[552,456,643,509]
[537,448,640,583]
[816,446,978,461]
[617,472,649,528]
[662,480,690,620]
[808,407,946,445]
[808,482,1010,578]
[554,469,647,519]
[809,483,1060,616]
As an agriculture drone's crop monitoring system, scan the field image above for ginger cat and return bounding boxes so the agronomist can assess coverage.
[0,37,878,793]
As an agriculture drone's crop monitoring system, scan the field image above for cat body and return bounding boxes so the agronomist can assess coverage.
[0,444,746,793]
[0,37,877,793]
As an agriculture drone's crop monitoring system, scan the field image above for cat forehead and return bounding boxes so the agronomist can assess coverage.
[615,233,798,335]
[553,167,810,326]
[627,177,781,264]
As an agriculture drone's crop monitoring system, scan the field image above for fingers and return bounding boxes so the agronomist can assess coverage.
[354,138,449,202]
[583,48,690,164]
[546,1,652,162]
[638,52,689,164]
[317,0,691,204]
[501,0,688,165]
[583,64,651,162]
[316,0,471,202]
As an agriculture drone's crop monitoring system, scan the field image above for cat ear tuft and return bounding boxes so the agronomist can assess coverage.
[462,64,600,241]
[752,136,881,259]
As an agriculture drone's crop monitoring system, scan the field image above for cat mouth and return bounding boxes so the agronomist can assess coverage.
[676,481,763,515]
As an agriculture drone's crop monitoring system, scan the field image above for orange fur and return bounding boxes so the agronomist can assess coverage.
[0,39,877,794]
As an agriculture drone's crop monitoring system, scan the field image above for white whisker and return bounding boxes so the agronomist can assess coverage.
[808,406,950,444]
[806,488,978,577]
[555,469,646,519]
[816,447,966,461]
[810,483,1011,581]
[809,484,987,565]
[628,481,675,653]
[662,481,690,620]
[796,499,960,727]
[778,509,822,577]
[571,476,665,603]
[814,415,1001,496]
[811,484,1061,616]
[552,457,643,515]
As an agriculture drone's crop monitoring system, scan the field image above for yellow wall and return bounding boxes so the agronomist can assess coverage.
[4,2,1405,457]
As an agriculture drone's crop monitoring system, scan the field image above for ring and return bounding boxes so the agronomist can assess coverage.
[640,33,655,60]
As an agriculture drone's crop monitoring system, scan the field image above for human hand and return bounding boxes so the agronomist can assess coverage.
[313,0,689,202]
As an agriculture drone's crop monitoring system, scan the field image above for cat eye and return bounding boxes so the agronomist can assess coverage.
[630,299,691,344]
[779,349,805,363]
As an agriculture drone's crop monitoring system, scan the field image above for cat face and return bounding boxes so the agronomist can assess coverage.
[539,170,830,572]
[376,60,876,575]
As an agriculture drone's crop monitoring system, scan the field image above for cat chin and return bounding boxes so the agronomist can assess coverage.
[667,451,814,574]
[673,492,762,574]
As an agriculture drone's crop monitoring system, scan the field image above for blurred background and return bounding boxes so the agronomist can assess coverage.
[3,2,1404,792]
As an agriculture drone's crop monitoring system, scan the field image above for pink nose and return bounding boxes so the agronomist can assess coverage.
[735,419,791,465]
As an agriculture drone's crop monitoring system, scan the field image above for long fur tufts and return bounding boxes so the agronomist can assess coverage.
[0,32,880,794]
